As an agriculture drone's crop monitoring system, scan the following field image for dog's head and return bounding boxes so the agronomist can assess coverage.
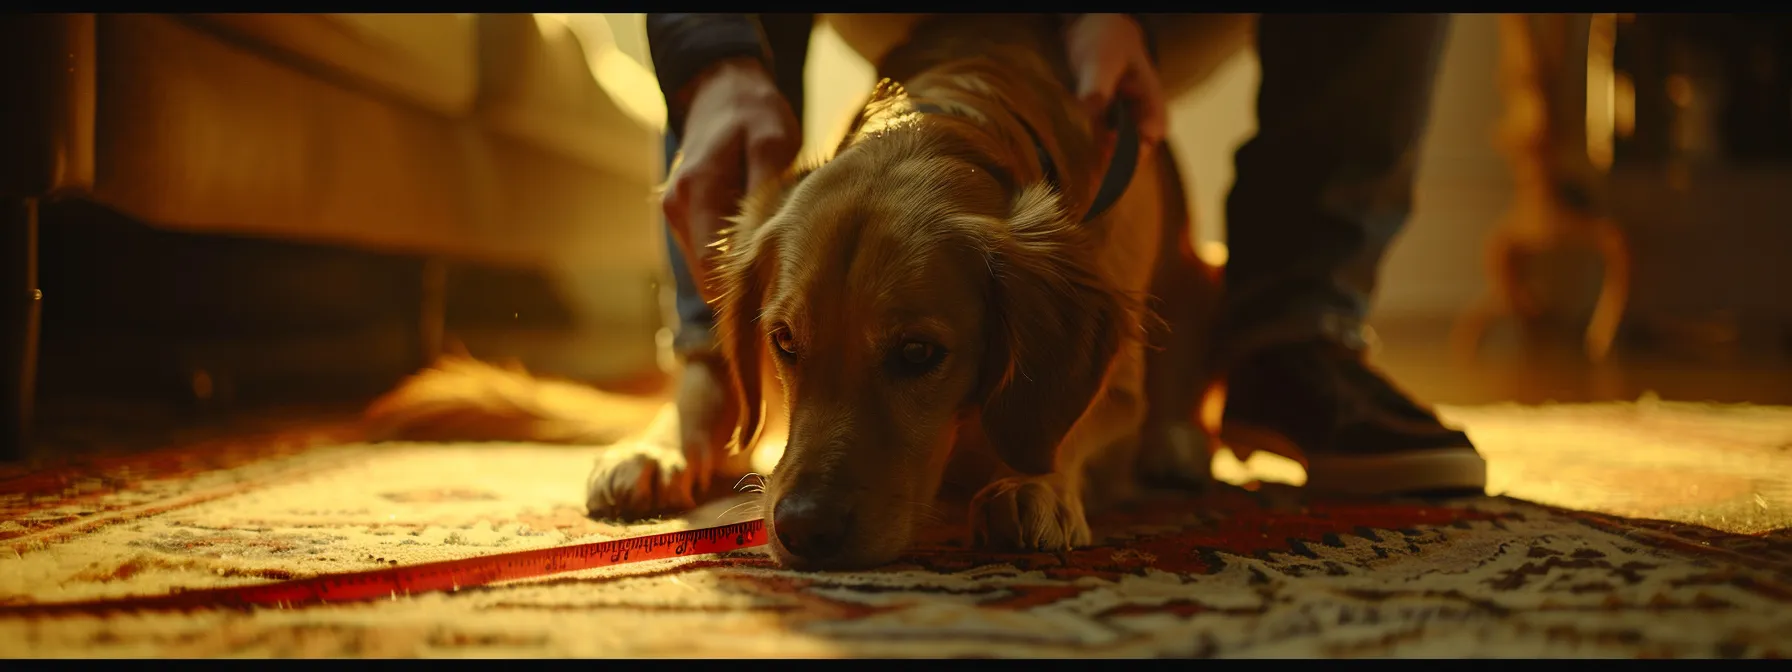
[712,79,1128,570]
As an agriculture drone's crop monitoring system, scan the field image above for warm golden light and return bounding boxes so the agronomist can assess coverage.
[1202,382,1308,487]
[1200,383,1226,433]
[593,48,670,133]
[536,13,669,133]
[1586,13,1619,172]
[522,14,668,133]
[1614,71,1637,140]
[1197,240,1229,267]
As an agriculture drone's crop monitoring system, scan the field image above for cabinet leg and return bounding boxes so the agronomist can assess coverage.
[3,197,42,462]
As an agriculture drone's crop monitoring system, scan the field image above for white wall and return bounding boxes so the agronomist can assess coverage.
[1378,14,1512,323]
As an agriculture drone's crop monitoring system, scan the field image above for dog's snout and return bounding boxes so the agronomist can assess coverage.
[772,495,853,563]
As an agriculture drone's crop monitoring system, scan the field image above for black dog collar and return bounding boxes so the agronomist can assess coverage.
[912,98,1140,224]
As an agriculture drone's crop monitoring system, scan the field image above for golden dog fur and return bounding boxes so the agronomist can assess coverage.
[366,14,1219,570]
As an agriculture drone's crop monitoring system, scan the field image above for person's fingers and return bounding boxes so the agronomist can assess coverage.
[1074,54,1125,126]
[660,166,690,246]
[1116,61,1170,149]
[683,187,740,295]
[678,137,748,299]
[662,145,715,255]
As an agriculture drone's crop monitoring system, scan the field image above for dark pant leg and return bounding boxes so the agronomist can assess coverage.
[1219,14,1451,362]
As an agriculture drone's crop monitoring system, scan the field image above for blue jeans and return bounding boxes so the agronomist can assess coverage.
[662,14,1451,363]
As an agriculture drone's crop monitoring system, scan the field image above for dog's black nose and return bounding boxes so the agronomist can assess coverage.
[772,495,852,562]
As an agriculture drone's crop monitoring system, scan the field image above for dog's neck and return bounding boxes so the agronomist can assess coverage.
[911,98,1062,190]
[845,40,1139,225]
[909,97,1138,225]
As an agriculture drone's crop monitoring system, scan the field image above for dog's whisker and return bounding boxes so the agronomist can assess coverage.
[730,473,771,496]
[716,496,766,523]
[902,499,950,526]
[714,506,754,524]
[732,473,759,493]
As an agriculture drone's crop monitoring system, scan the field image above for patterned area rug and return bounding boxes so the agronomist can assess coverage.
[2,400,1790,657]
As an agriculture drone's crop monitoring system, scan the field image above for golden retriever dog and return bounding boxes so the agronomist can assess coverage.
[366,14,1220,571]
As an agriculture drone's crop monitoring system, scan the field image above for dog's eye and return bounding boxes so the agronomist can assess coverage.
[891,340,946,376]
[771,327,799,358]
[901,341,934,364]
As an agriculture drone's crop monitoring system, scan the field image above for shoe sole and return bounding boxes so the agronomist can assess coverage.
[1219,424,1488,498]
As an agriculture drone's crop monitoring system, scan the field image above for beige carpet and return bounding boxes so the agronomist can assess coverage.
[2,399,1789,657]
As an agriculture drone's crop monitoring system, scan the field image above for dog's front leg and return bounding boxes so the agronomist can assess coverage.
[968,361,1142,552]
[586,352,755,520]
[586,402,701,520]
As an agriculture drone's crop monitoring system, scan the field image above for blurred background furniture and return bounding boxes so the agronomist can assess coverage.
[1451,13,1631,366]
[1450,13,1792,373]
[1,13,672,460]
[1604,13,1792,366]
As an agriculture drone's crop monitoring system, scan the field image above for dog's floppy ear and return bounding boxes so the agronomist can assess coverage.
[977,184,1130,475]
[711,163,813,456]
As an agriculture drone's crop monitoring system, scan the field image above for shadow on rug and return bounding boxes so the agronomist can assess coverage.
[1,401,1788,657]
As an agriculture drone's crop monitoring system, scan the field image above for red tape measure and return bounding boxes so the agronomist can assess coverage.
[0,520,768,615]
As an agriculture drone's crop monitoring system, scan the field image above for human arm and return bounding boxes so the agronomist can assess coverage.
[646,14,805,301]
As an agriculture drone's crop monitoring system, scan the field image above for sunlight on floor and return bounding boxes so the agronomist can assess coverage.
[1213,449,1307,488]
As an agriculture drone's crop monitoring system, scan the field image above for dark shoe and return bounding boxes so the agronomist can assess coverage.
[1219,340,1486,497]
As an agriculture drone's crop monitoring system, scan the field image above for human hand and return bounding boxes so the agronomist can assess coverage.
[660,56,802,303]
[1063,14,1168,153]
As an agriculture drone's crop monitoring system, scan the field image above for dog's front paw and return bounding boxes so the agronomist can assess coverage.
[970,476,1092,552]
[585,435,697,521]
